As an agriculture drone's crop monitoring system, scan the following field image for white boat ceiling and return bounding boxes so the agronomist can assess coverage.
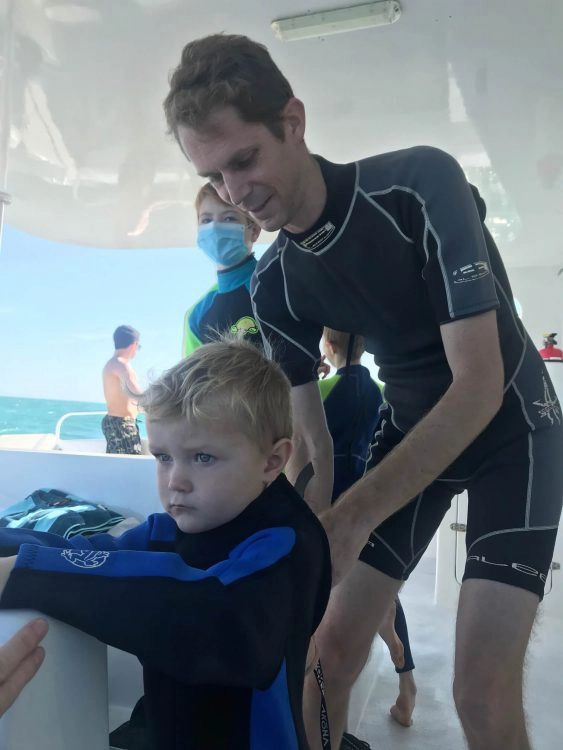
[2,0,562,267]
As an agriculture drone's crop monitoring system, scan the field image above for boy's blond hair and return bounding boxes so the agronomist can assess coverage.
[139,337,292,451]
[195,182,260,234]
[323,328,365,361]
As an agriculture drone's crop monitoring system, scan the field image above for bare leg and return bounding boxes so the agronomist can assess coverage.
[390,671,417,727]
[378,599,417,727]
[378,599,405,670]
[303,562,401,748]
[453,579,538,750]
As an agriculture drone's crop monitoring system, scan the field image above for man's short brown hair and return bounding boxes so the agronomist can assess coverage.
[163,34,293,141]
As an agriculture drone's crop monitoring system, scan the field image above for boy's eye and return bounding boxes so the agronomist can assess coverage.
[154,453,172,464]
[199,217,211,224]
[194,453,214,464]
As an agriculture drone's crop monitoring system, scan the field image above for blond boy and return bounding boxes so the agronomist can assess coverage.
[0,338,331,749]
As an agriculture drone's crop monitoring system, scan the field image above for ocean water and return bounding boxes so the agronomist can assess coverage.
[0,395,146,439]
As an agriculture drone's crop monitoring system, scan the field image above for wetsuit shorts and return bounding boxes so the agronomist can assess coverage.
[361,405,563,599]
[102,415,142,455]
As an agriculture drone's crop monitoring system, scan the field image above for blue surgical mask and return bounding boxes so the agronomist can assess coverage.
[197,222,249,267]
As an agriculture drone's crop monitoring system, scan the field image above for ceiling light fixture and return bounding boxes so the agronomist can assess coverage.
[271,1,401,42]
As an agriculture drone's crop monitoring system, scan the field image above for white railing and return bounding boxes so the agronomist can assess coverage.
[54,411,106,443]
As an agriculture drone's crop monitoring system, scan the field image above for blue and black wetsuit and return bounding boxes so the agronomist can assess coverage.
[183,254,261,356]
[319,364,382,501]
[251,147,563,598]
[319,366,414,674]
[0,475,331,749]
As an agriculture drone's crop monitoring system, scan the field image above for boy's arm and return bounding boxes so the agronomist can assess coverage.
[0,515,164,558]
[0,527,322,689]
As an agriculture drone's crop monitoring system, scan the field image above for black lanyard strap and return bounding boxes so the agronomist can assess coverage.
[313,658,331,749]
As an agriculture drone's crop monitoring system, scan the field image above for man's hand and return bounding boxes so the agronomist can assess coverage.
[0,619,48,716]
[319,496,370,587]
[288,382,334,515]
[317,355,331,380]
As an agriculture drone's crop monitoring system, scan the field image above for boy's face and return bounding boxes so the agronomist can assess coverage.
[178,102,306,233]
[147,415,280,533]
[197,193,258,250]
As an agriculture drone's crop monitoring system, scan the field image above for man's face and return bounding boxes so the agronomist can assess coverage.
[178,104,305,232]
[148,415,271,534]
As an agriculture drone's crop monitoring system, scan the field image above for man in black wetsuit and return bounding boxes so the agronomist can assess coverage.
[164,34,563,750]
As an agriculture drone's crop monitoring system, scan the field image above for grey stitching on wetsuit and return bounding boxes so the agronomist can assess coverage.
[512,382,536,432]
[371,532,407,568]
[466,524,559,557]
[334,452,370,464]
[494,274,525,344]
[250,239,286,306]
[292,163,360,256]
[388,402,405,433]
[492,273,529,395]
[525,431,534,529]
[360,188,415,244]
[503,337,527,395]
[251,238,318,360]
[365,184,455,318]
[280,244,301,322]
[253,310,318,361]
[409,544,433,575]
[409,491,425,561]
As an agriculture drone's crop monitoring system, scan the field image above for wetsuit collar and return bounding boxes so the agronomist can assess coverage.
[175,474,296,568]
[283,156,357,252]
[335,363,365,376]
[217,254,257,293]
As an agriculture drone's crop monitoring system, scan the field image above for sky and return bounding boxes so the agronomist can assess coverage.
[0,224,381,402]
[0,224,219,401]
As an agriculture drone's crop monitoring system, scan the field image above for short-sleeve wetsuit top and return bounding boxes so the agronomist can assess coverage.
[251,146,560,438]
[183,254,261,357]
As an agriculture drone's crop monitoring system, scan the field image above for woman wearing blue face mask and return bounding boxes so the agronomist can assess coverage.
[182,184,262,356]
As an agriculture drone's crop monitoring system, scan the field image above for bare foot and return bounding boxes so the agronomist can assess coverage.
[390,671,417,727]
[378,600,405,670]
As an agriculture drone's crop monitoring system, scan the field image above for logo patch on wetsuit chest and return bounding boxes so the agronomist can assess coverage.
[300,222,336,250]
[230,316,259,335]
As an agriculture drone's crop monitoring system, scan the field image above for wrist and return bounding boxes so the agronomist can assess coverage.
[0,556,17,597]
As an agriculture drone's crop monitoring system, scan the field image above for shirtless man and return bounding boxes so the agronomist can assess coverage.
[102,325,143,454]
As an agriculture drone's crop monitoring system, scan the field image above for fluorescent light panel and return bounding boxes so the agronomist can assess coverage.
[271,1,401,42]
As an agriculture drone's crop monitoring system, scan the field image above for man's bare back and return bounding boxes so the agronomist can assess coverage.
[102,356,141,418]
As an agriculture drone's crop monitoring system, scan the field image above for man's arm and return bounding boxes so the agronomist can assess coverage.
[286,381,334,514]
[324,309,504,583]
[119,361,142,396]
